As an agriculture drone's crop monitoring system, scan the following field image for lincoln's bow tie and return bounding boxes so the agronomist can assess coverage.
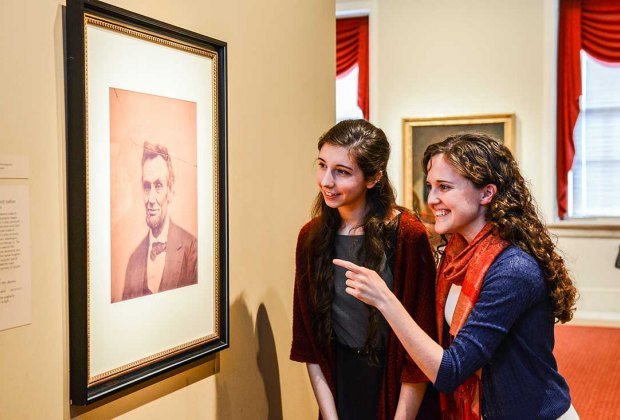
[150,241,167,261]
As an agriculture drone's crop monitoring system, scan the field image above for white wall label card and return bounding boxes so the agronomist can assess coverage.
[0,186,31,331]
[0,156,29,179]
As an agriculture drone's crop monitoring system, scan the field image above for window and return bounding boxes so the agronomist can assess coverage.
[335,15,369,121]
[569,51,620,218]
[556,0,620,220]
[336,65,364,121]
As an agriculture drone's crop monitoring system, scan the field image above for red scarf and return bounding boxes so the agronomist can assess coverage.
[435,224,509,420]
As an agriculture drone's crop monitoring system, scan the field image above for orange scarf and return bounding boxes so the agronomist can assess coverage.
[435,224,509,420]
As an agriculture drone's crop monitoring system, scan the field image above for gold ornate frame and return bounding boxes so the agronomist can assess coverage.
[402,113,515,220]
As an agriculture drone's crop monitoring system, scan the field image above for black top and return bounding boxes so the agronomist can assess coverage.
[332,234,393,348]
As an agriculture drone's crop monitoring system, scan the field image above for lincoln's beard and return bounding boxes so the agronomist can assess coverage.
[146,213,165,236]
[146,214,162,229]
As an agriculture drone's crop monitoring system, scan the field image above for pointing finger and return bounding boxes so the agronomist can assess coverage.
[333,258,364,272]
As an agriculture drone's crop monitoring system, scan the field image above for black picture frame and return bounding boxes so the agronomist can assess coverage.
[65,0,228,405]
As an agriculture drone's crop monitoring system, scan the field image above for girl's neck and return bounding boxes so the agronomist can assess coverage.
[336,205,399,235]
[337,205,366,235]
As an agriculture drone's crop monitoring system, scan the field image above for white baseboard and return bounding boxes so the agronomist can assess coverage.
[568,311,620,327]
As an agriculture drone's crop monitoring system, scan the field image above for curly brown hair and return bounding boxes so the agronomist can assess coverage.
[306,119,404,357]
[422,133,577,323]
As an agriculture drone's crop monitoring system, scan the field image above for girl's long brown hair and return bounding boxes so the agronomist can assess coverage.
[306,119,402,354]
[423,133,577,323]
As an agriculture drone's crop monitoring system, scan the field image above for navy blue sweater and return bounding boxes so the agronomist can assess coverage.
[434,246,572,419]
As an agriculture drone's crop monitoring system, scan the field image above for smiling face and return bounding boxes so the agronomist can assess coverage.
[142,155,174,235]
[426,154,496,243]
[315,143,378,217]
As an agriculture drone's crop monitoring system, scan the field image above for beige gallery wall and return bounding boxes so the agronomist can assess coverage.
[0,0,333,419]
[364,0,620,322]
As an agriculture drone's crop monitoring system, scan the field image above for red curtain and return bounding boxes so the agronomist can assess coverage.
[557,0,620,219]
[336,16,369,120]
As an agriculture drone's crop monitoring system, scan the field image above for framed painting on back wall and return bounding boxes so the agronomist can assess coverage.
[402,113,515,223]
[65,0,229,404]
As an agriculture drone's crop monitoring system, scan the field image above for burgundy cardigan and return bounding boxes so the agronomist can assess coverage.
[290,212,440,419]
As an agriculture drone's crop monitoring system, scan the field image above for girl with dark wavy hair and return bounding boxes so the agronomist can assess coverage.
[336,133,579,420]
[290,120,440,419]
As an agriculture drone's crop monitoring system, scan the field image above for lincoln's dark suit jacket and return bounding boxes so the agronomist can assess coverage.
[122,220,198,301]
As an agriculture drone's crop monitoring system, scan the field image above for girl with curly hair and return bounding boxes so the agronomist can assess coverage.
[336,133,579,419]
[290,120,440,419]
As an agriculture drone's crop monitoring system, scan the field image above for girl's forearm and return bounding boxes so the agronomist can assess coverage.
[307,363,338,420]
[394,382,427,419]
[379,294,444,383]
[333,258,445,385]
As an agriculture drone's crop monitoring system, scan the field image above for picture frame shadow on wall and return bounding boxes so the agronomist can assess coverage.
[65,0,229,405]
[402,113,515,224]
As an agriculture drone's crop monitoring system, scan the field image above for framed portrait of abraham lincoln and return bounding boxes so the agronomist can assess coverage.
[65,0,229,405]
[402,113,515,227]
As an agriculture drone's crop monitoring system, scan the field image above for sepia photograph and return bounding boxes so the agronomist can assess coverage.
[109,88,198,303]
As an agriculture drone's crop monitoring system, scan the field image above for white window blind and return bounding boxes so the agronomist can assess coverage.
[569,50,620,218]
[336,65,364,122]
